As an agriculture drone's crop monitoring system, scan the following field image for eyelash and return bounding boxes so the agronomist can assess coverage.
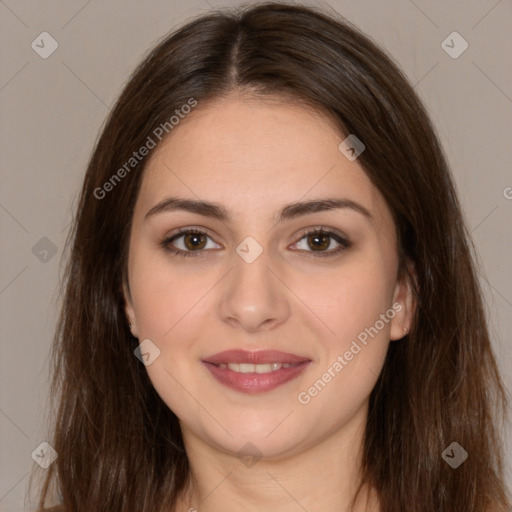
[160,226,352,259]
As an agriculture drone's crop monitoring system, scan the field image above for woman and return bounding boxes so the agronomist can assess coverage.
[32,2,511,511]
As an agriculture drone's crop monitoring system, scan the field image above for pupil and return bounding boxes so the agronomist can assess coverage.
[185,233,206,250]
[309,233,329,251]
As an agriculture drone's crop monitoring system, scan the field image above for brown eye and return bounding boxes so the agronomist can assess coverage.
[292,228,351,258]
[161,228,220,257]
[183,232,207,250]
[306,232,331,251]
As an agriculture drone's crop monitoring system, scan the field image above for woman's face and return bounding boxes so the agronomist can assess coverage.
[124,92,413,460]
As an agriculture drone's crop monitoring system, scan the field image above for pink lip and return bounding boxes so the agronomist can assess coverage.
[202,350,311,394]
[203,349,309,365]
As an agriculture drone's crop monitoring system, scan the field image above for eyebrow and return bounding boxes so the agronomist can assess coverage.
[144,196,372,223]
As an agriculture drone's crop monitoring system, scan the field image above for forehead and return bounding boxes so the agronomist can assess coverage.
[136,94,391,228]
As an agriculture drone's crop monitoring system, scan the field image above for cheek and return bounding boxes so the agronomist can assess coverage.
[295,267,394,421]
[302,261,394,407]
[301,258,395,344]
[129,245,203,337]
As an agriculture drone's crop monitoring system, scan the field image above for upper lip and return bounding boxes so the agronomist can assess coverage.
[203,350,310,365]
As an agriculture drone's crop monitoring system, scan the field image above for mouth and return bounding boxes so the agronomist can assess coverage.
[213,361,301,373]
[202,349,311,394]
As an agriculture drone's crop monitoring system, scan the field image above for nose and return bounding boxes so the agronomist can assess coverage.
[218,246,291,333]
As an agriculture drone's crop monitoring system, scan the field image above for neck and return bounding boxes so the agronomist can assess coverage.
[175,401,380,512]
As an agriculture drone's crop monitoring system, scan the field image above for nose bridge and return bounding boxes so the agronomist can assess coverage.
[218,237,290,331]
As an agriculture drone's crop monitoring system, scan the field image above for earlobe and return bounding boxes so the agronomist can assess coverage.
[389,261,417,341]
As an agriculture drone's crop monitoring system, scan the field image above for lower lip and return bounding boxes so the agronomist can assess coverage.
[202,361,311,394]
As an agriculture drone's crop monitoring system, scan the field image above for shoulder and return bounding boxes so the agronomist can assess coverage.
[42,506,65,512]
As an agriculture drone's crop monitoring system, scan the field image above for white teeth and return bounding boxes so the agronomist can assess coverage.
[224,362,289,374]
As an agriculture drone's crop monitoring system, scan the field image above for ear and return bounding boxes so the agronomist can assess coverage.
[389,259,417,341]
[122,280,139,338]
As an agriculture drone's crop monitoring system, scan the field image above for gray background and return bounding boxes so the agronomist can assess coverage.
[0,0,511,510]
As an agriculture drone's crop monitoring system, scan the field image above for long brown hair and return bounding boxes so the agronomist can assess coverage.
[31,2,510,511]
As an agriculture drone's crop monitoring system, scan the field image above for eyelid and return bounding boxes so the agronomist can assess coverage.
[288,226,351,257]
[161,226,220,256]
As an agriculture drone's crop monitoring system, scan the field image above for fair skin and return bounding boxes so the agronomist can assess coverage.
[124,92,415,512]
